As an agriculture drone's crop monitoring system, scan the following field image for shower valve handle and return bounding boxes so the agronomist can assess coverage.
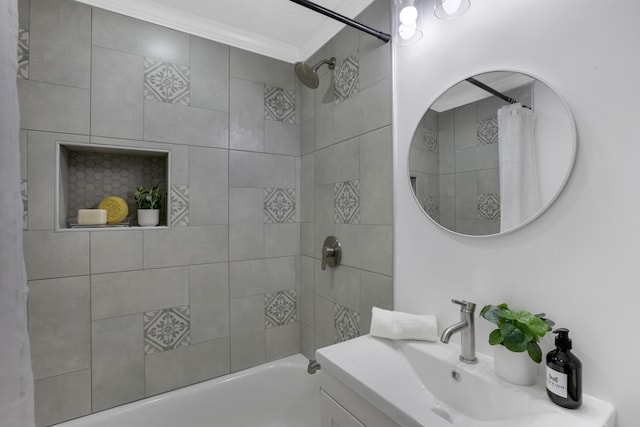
[321,236,342,270]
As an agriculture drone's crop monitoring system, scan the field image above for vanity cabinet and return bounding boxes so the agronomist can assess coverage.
[319,371,402,427]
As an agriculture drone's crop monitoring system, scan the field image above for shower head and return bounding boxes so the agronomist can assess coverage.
[294,57,336,89]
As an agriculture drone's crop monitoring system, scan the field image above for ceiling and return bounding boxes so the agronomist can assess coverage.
[75,0,376,63]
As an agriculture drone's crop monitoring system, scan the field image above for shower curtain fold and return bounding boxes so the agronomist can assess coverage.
[498,103,540,232]
[0,0,35,425]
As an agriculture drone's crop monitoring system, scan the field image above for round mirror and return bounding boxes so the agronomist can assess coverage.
[408,71,576,237]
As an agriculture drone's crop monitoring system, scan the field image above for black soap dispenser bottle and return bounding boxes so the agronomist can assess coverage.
[546,328,582,409]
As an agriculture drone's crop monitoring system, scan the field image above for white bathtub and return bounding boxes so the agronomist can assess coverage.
[56,354,320,427]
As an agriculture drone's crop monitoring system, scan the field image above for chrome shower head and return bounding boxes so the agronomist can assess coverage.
[294,57,336,89]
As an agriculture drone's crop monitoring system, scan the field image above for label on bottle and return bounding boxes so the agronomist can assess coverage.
[546,366,568,398]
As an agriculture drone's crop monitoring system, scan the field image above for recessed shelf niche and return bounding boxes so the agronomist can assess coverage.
[56,142,171,230]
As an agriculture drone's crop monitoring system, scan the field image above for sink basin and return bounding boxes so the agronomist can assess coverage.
[399,341,558,423]
[316,335,616,427]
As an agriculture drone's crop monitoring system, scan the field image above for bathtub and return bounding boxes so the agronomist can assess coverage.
[56,354,320,427]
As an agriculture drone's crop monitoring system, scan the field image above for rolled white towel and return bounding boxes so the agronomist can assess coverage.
[369,307,438,341]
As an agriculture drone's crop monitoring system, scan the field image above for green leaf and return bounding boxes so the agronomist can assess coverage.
[498,307,516,320]
[503,340,527,352]
[480,305,500,324]
[527,342,543,363]
[526,316,549,336]
[500,323,524,345]
[488,329,503,345]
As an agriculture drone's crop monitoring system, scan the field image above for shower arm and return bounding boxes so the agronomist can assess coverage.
[289,0,391,43]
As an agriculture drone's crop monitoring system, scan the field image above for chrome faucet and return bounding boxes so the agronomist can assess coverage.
[440,299,477,364]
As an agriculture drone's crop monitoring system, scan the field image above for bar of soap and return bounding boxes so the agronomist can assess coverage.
[77,209,107,225]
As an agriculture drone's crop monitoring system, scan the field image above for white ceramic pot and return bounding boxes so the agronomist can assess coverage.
[494,344,538,386]
[137,209,159,227]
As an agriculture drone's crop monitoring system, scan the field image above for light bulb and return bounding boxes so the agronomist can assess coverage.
[442,0,461,14]
[398,22,417,40]
[399,5,418,25]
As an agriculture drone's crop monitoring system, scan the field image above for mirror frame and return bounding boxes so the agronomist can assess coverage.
[407,70,577,238]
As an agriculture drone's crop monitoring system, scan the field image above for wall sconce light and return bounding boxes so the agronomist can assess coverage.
[434,0,470,19]
[397,0,422,42]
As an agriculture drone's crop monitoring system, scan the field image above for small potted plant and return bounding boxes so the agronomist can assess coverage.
[134,185,162,226]
[480,303,554,385]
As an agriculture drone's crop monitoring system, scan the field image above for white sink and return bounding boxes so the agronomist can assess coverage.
[316,335,616,427]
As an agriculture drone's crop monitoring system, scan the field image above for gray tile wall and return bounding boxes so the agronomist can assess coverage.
[299,0,394,357]
[19,1,302,425]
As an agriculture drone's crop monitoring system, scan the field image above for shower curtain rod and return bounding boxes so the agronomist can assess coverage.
[465,77,520,105]
[289,0,391,43]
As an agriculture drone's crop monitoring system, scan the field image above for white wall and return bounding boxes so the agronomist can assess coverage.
[393,1,640,426]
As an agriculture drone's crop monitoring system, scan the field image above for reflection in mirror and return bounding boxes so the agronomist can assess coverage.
[409,71,575,236]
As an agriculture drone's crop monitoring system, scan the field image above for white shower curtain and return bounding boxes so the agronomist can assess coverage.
[498,103,540,232]
[0,0,35,425]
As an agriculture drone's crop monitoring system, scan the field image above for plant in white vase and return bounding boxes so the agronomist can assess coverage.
[480,303,555,385]
[134,185,162,226]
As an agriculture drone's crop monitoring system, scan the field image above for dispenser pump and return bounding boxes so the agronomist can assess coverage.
[554,328,572,350]
[546,328,582,409]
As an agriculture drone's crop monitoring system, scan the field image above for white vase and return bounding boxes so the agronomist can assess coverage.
[137,209,159,227]
[494,345,538,386]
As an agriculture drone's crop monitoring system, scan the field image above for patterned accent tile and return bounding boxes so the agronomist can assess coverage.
[265,289,297,328]
[170,185,189,227]
[21,179,28,229]
[334,180,360,224]
[423,195,440,222]
[334,51,359,104]
[264,188,296,224]
[422,128,439,152]
[143,306,190,355]
[334,304,360,343]
[144,57,190,105]
[17,29,29,80]
[477,117,499,145]
[264,86,296,124]
[477,193,501,220]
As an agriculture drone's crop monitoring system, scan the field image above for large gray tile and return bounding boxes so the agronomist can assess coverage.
[91,314,145,412]
[265,223,299,258]
[18,79,89,134]
[266,323,300,361]
[300,322,315,361]
[315,137,360,185]
[90,136,189,185]
[455,143,499,172]
[314,185,335,259]
[29,276,90,380]
[91,46,143,139]
[334,76,391,143]
[300,256,315,327]
[20,130,28,180]
[91,267,188,320]
[92,8,189,64]
[188,146,228,225]
[359,126,393,225]
[359,270,393,335]
[357,0,391,90]
[230,48,295,90]
[334,224,393,276]
[190,36,229,112]
[143,226,228,268]
[23,230,89,280]
[144,101,228,148]
[90,230,143,274]
[229,188,264,261]
[27,131,88,230]
[265,121,300,156]
[300,154,315,222]
[230,295,264,334]
[229,78,264,152]
[34,370,91,427]
[229,257,296,299]
[230,330,265,372]
[229,151,296,188]
[314,71,335,150]
[145,338,230,396]
[189,263,230,344]
[300,84,314,124]
[300,222,314,257]
[18,0,29,29]
[315,263,360,313]
[29,0,91,88]
[314,296,335,350]
[301,118,315,156]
